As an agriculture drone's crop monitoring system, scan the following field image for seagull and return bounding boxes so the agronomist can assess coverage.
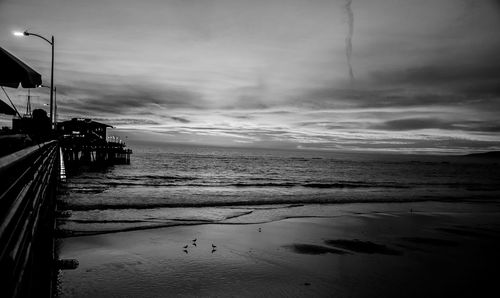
[212,244,217,249]
[192,238,197,242]
[192,242,197,247]
[183,245,188,249]
[211,248,216,253]
[183,249,188,254]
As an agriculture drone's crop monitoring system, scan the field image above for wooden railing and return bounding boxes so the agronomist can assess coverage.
[0,140,59,297]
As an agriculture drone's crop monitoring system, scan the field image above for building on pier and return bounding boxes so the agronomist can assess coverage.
[57,118,131,167]
[58,118,110,141]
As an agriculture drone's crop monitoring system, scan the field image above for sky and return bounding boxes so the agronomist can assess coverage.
[1,0,499,153]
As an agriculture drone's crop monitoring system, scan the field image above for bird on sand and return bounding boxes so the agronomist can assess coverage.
[212,244,217,248]
[183,245,188,249]
[192,238,197,242]
[192,242,197,247]
[183,249,188,254]
[211,249,216,253]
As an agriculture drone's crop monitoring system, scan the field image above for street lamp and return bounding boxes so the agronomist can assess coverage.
[40,84,57,129]
[13,30,55,129]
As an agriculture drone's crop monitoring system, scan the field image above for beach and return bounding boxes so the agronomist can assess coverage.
[57,200,500,297]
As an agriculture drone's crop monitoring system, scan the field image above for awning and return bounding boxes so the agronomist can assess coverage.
[0,99,16,115]
[0,47,42,88]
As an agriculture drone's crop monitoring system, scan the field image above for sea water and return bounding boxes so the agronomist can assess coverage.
[58,143,500,235]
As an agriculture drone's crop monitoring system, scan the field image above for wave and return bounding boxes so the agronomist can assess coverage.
[70,188,107,194]
[61,197,437,211]
[61,211,254,225]
[61,190,500,212]
[117,175,198,181]
[62,219,152,223]
[72,174,198,182]
[80,179,497,191]
[57,221,205,238]
[57,210,256,237]
[94,181,412,189]
[301,182,410,189]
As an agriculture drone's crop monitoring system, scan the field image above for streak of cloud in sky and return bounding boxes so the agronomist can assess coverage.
[1,0,499,153]
[344,0,355,82]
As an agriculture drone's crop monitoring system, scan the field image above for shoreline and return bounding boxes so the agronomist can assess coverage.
[58,200,500,297]
[57,199,500,238]
[57,198,500,238]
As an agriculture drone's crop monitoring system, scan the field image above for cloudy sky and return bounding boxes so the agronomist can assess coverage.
[1,0,499,153]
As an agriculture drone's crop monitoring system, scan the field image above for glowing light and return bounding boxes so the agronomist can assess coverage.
[13,31,24,36]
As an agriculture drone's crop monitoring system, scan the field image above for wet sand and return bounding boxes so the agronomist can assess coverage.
[57,201,500,297]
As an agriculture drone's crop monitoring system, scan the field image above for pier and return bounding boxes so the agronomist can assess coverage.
[0,117,132,297]
[0,141,59,297]
[1,45,132,297]
[0,125,132,296]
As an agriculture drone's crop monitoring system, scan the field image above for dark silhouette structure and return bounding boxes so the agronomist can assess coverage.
[0,47,42,88]
[58,118,111,142]
[12,109,51,137]
[58,118,131,167]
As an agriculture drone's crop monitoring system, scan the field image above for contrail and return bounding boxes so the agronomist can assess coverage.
[344,0,355,82]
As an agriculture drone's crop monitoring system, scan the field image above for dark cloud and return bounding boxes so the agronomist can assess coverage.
[373,118,451,131]
[369,62,500,98]
[56,78,204,116]
[223,114,254,120]
[372,118,500,132]
[492,0,500,10]
[296,86,459,109]
[170,116,190,123]
[297,52,500,111]
[257,110,292,115]
[175,126,290,136]
[87,118,161,126]
[298,121,365,130]
[226,95,270,110]
[297,138,500,153]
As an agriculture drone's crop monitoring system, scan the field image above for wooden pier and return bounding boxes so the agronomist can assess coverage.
[0,141,59,297]
[60,141,132,168]
[1,47,133,297]
[0,119,132,297]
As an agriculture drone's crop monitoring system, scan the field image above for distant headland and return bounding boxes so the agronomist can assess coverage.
[464,151,500,159]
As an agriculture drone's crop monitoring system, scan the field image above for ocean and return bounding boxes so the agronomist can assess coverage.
[58,143,500,236]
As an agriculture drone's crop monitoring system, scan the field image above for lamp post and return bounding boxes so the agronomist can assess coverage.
[40,84,57,129]
[14,30,55,129]
[54,86,57,129]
